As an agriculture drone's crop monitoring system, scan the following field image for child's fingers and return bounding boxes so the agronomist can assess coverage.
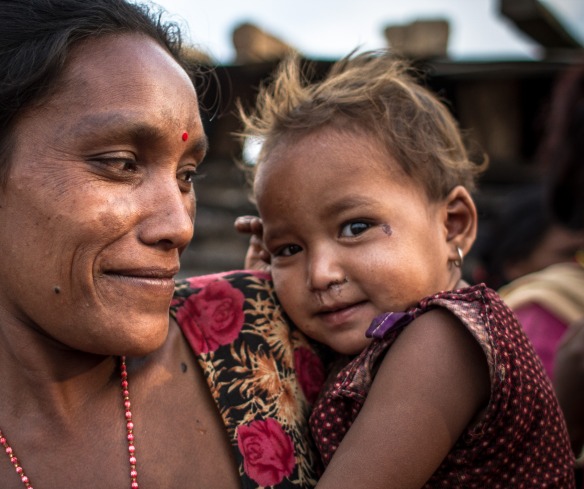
[236,216,270,271]
[244,236,271,271]
[234,215,263,237]
[234,215,253,233]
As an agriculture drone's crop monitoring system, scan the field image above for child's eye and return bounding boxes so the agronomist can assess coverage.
[340,221,371,237]
[275,244,302,257]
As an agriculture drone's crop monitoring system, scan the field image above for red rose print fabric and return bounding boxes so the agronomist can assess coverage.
[294,347,326,405]
[176,279,245,353]
[238,418,295,486]
[171,271,324,488]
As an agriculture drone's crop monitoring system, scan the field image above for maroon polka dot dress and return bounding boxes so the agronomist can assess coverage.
[309,284,576,487]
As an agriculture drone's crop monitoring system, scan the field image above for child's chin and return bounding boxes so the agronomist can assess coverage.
[328,337,373,356]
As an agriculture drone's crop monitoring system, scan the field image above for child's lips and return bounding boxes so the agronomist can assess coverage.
[316,301,368,327]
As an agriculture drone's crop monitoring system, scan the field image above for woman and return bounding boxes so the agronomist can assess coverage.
[0,1,321,488]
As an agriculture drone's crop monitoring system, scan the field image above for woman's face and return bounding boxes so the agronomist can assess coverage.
[0,34,207,356]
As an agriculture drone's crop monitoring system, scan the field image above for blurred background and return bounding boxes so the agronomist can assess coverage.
[154,0,582,62]
[146,0,584,282]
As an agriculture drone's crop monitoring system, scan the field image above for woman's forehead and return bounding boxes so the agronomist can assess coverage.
[70,35,188,84]
[38,34,199,129]
[6,33,205,170]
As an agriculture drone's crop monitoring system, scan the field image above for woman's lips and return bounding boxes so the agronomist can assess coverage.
[101,267,178,294]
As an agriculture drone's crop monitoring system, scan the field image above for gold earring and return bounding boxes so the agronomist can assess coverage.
[453,247,464,268]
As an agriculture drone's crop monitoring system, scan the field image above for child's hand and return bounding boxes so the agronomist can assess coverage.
[234,215,272,273]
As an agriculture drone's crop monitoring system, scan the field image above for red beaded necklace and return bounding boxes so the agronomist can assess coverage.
[0,356,139,489]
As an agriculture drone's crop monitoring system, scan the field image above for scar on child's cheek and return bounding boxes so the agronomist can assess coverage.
[381,224,392,236]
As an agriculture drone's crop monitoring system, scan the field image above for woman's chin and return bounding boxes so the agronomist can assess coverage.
[84,315,171,358]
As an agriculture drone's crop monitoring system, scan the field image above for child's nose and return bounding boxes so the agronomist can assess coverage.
[307,251,346,291]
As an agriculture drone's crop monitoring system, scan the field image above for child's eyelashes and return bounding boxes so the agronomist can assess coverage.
[273,243,303,257]
[339,221,373,237]
[269,221,374,258]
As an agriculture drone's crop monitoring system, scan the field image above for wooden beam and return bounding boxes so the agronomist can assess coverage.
[499,0,582,49]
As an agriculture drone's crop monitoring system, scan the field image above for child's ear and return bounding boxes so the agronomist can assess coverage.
[443,186,477,259]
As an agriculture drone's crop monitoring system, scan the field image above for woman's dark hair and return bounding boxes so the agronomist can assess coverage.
[0,0,190,185]
[538,61,584,230]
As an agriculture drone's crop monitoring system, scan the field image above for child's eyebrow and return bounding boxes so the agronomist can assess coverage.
[325,195,375,215]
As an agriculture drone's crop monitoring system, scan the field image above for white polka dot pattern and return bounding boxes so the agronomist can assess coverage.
[309,285,576,487]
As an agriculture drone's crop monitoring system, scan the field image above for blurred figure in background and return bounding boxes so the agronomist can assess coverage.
[497,60,584,484]
[492,186,584,380]
[475,185,583,293]
[540,60,584,485]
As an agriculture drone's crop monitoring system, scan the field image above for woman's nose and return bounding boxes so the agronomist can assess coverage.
[138,176,195,251]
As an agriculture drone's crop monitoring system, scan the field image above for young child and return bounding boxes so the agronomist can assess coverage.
[235,51,576,488]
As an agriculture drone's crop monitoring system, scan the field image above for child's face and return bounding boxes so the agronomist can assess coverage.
[255,126,459,355]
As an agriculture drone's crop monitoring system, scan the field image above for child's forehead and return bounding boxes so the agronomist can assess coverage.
[254,124,426,199]
[259,125,412,189]
[264,123,390,162]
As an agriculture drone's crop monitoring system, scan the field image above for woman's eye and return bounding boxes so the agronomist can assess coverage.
[340,221,371,237]
[179,169,198,183]
[177,167,200,191]
[93,156,138,173]
[119,160,138,172]
[276,244,302,257]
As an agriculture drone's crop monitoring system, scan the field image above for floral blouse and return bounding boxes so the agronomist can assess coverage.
[170,271,325,488]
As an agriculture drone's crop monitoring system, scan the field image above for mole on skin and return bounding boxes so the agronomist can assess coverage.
[381,224,392,236]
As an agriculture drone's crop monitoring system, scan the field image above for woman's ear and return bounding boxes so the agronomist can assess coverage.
[443,186,478,260]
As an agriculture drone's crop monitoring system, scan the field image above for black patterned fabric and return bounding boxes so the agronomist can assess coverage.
[171,271,325,488]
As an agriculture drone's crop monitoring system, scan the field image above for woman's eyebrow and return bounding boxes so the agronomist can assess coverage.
[189,134,209,159]
[66,113,203,146]
[66,113,157,139]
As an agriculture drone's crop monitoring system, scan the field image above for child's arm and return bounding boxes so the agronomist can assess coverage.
[315,308,490,489]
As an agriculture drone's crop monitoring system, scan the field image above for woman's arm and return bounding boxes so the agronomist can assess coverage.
[316,308,490,489]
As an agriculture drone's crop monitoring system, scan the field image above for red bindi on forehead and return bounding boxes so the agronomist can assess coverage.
[181,131,188,142]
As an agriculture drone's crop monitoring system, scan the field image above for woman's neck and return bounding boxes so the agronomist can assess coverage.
[0,320,119,425]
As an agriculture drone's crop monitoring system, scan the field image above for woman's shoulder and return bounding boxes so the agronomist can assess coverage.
[171,270,325,487]
[172,270,274,301]
[170,270,281,355]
